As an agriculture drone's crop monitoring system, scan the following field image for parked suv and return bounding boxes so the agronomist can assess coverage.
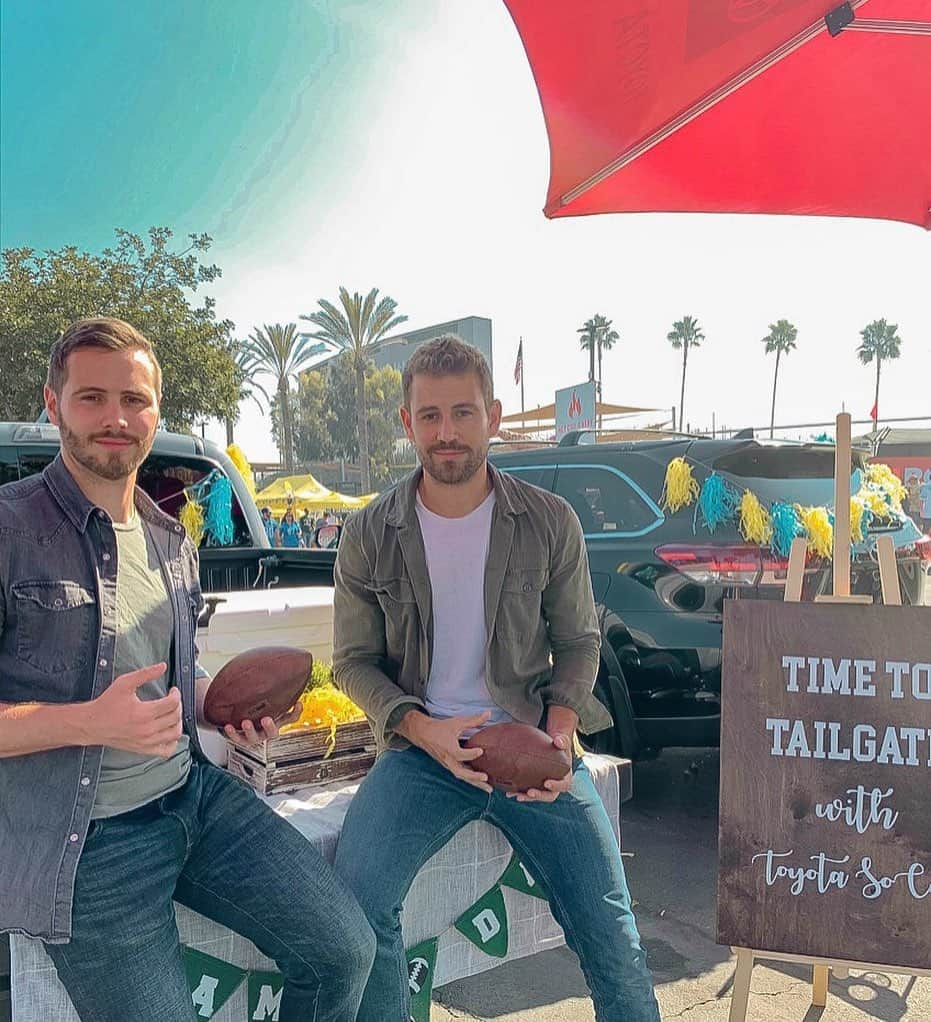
[490,431,928,758]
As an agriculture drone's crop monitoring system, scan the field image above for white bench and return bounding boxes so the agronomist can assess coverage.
[10,754,631,1022]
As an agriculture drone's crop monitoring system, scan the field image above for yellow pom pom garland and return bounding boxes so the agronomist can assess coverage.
[737,490,773,545]
[660,457,700,514]
[179,496,205,547]
[849,496,869,544]
[798,506,833,559]
[865,463,906,506]
[226,443,257,497]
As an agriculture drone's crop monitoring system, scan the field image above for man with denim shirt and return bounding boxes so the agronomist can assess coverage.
[0,318,374,1021]
[332,335,659,1022]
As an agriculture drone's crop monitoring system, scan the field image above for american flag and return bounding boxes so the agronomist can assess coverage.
[513,338,523,385]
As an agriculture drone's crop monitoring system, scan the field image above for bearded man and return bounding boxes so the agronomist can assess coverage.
[0,317,374,1021]
[331,334,659,1022]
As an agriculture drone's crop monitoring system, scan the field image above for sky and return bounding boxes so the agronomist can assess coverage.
[2,0,929,462]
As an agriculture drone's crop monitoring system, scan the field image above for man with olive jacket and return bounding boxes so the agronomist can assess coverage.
[332,335,659,1022]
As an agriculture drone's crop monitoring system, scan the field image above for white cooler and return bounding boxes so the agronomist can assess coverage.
[196,586,335,676]
[195,586,336,765]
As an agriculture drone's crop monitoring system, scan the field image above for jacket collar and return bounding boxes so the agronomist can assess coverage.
[43,453,181,536]
[386,460,527,527]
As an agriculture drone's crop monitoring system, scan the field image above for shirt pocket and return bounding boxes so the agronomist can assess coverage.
[498,568,549,639]
[12,580,97,675]
[367,578,419,656]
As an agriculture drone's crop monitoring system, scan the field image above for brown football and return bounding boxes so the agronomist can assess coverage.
[203,646,312,728]
[464,722,571,794]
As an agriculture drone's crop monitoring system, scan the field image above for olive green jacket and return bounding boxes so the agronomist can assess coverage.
[332,464,611,754]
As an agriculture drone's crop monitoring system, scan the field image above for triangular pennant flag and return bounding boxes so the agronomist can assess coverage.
[405,937,438,1022]
[182,946,247,1019]
[499,853,548,901]
[454,884,509,958]
[247,969,285,1021]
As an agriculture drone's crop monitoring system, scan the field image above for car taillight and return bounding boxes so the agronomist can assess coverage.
[654,544,769,585]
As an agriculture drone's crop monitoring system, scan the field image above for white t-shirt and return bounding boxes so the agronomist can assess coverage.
[415,489,513,726]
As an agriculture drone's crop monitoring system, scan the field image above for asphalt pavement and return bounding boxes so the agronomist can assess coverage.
[430,748,930,1021]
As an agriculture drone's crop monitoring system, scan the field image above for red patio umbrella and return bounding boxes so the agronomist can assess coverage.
[503,0,931,229]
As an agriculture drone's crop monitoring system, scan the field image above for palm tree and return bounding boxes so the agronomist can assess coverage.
[597,316,619,406]
[761,319,798,438]
[240,323,327,471]
[577,316,599,384]
[302,287,408,492]
[666,315,705,432]
[857,319,902,428]
[225,340,271,446]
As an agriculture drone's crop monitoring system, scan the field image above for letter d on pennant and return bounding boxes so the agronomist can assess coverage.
[455,884,509,958]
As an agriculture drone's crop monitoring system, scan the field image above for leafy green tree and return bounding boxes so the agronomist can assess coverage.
[301,287,407,493]
[287,361,405,488]
[365,364,405,487]
[285,368,335,463]
[0,228,242,429]
[666,314,705,431]
[761,319,798,438]
[241,323,327,472]
[857,319,903,427]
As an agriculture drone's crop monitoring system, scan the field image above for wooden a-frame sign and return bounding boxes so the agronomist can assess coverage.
[717,413,931,1021]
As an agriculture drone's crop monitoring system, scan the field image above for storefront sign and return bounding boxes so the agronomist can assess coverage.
[555,381,596,440]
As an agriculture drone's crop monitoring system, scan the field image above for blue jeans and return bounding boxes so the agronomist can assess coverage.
[334,747,660,1022]
[46,759,375,1021]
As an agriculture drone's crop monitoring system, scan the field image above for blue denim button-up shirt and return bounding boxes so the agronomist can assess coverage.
[0,456,205,942]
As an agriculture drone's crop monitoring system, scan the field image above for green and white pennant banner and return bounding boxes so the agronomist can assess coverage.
[454,883,509,959]
[405,936,439,1022]
[178,856,545,1019]
[182,946,248,1019]
[499,853,548,901]
[247,969,285,1021]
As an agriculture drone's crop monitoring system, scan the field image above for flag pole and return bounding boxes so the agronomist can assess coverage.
[520,337,525,419]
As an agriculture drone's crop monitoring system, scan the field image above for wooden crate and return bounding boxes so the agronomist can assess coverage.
[227,746,375,795]
[225,719,376,795]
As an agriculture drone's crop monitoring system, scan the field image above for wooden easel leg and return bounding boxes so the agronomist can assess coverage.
[876,534,902,606]
[784,537,807,603]
[812,964,829,1006]
[729,948,754,1022]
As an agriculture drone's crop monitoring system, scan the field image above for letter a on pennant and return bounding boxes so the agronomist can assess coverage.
[182,946,247,1018]
[455,884,509,958]
[499,853,549,901]
[405,937,439,1022]
[247,970,285,1020]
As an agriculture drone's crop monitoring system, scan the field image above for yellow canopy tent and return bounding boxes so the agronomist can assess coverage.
[255,474,367,514]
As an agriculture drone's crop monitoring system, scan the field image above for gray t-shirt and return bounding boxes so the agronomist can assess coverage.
[92,516,191,818]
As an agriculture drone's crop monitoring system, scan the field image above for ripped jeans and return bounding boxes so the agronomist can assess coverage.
[334,746,660,1022]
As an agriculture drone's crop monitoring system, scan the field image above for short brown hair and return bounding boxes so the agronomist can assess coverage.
[47,317,162,396]
[402,334,494,409]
